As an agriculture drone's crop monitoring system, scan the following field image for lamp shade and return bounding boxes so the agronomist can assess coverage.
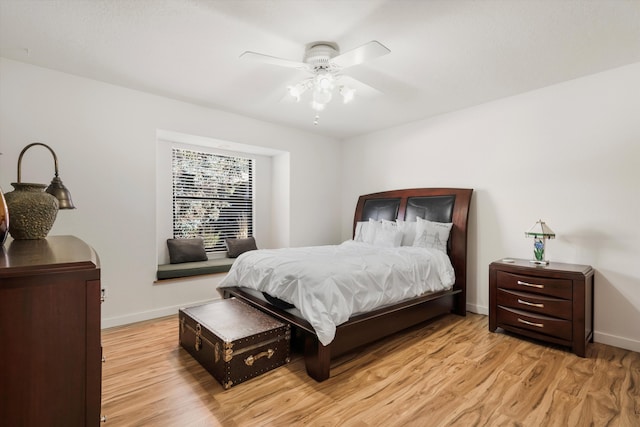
[524,220,555,239]
[46,176,75,209]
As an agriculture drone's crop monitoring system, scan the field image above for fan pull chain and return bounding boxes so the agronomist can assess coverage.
[314,114,320,125]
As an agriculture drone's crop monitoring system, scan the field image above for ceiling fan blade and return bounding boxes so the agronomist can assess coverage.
[240,51,309,70]
[338,75,383,97]
[331,40,390,69]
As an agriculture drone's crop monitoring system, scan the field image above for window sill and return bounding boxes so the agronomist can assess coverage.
[156,258,235,281]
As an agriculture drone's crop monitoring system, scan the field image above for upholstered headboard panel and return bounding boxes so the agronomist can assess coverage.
[361,198,401,222]
[354,193,459,225]
[405,195,455,223]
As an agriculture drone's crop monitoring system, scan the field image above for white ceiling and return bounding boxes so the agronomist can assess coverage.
[1,0,639,139]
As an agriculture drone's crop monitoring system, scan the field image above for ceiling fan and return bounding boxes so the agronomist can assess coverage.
[240,40,390,124]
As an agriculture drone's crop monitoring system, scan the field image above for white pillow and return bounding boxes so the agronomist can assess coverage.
[373,227,403,248]
[354,219,380,244]
[354,221,367,242]
[412,217,453,253]
[396,219,417,246]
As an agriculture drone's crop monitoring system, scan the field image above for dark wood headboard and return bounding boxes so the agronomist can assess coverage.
[353,188,473,311]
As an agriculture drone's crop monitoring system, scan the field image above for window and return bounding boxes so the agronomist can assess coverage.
[172,147,254,254]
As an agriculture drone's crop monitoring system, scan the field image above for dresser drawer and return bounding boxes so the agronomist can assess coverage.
[496,271,572,299]
[496,288,572,320]
[497,306,572,341]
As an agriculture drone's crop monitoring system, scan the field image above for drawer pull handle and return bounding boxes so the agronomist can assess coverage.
[517,280,544,289]
[517,318,544,328]
[517,299,544,308]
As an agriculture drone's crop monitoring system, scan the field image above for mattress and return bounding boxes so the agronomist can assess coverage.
[218,240,455,345]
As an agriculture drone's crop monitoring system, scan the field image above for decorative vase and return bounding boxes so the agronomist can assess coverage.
[4,182,59,240]
[0,186,9,245]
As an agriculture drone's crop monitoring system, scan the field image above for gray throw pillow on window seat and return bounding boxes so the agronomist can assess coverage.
[225,237,258,258]
[167,238,208,264]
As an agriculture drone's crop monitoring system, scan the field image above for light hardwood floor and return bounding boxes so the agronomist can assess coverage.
[101,312,639,426]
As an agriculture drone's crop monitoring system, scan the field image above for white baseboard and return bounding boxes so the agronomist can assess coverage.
[594,331,640,353]
[101,297,219,329]
[466,303,488,316]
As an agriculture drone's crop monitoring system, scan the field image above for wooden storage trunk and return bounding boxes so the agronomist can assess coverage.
[179,298,291,389]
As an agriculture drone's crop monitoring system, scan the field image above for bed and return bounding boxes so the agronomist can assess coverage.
[219,187,473,382]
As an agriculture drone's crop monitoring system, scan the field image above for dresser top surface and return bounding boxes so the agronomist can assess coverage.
[0,235,99,276]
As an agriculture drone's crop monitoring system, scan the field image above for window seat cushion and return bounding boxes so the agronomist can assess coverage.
[157,258,235,280]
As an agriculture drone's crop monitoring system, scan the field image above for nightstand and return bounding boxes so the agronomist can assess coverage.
[489,258,594,357]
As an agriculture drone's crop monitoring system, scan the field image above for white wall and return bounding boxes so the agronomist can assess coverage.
[0,58,342,328]
[341,62,640,352]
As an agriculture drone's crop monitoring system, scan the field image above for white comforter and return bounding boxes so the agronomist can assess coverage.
[217,240,455,346]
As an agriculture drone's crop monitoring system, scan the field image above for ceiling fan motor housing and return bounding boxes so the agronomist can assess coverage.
[304,43,339,70]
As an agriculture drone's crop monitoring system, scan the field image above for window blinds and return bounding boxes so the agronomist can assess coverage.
[172,148,254,253]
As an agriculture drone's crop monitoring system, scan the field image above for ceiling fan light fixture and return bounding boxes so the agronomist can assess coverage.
[315,72,334,91]
[287,83,305,102]
[287,86,301,102]
[313,87,332,105]
[340,85,355,103]
[311,100,326,112]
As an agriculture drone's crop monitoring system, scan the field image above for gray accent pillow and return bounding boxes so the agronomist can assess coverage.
[226,236,257,258]
[167,238,208,264]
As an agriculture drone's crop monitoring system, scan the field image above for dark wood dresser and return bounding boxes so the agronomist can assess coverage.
[489,258,594,357]
[0,235,103,425]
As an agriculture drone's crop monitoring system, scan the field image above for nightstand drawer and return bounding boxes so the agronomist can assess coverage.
[497,306,572,341]
[496,288,572,320]
[497,271,572,299]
